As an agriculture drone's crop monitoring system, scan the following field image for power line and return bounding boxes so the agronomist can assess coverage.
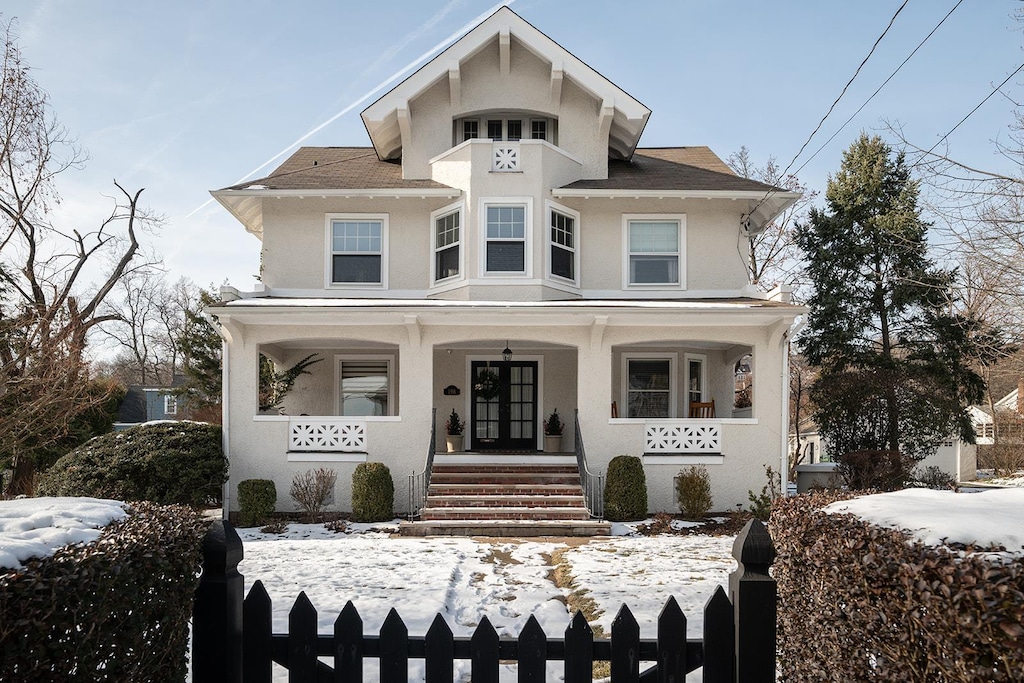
[745,0,910,221]
[792,0,964,179]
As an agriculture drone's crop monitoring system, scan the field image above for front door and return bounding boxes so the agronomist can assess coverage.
[470,361,538,451]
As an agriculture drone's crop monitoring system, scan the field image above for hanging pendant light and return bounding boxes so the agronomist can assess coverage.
[502,340,513,363]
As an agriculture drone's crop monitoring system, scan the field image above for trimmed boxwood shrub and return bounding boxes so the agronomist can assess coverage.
[238,479,277,527]
[0,502,208,681]
[604,455,648,521]
[37,421,227,506]
[676,465,712,519]
[351,462,394,522]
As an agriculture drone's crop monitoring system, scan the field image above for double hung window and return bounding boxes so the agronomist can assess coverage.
[625,357,674,418]
[338,358,392,416]
[485,205,526,274]
[547,203,579,284]
[432,205,462,283]
[329,217,386,285]
[625,216,684,287]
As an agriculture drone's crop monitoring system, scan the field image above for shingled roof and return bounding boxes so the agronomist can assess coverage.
[221,146,779,194]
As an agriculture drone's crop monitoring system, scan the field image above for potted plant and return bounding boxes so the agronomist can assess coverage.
[543,409,564,453]
[445,409,464,453]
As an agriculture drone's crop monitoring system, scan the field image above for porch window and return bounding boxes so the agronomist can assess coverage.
[626,358,673,418]
[337,358,392,416]
[549,206,577,283]
[624,215,685,287]
[685,354,706,408]
[483,202,529,274]
[433,206,462,283]
[329,216,387,286]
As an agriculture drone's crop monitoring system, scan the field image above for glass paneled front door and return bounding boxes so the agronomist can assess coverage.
[470,361,538,450]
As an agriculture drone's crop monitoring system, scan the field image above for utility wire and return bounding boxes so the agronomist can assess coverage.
[744,0,909,221]
[792,0,963,179]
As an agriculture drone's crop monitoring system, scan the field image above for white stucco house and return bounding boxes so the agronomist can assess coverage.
[209,6,804,520]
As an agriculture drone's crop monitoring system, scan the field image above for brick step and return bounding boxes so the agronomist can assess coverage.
[429,473,582,486]
[399,520,612,538]
[424,495,586,508]
[431,464,580,474]
[420,507,592,521]
[429,484,584,496]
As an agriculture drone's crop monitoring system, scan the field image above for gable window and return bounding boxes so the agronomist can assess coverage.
[624,356,675,418]
[531,119,547,140]
[547,203,579,284]
[624,215,685,287]
[463,120,479,141]
[164,394,178,415]
[432,204,462,284]
[328,215,387,287]
[337,357,393,416]
[455,116,555,145]
[484,204,527,274]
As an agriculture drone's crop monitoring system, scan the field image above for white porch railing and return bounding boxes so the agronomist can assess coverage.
[645,420,722,454]
[492,142,520,171]
[289,417,367,452]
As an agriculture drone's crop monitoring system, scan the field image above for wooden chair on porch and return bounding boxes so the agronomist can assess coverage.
[688,400,716,418]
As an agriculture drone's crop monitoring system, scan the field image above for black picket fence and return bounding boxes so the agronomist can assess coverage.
[192,519,777,682]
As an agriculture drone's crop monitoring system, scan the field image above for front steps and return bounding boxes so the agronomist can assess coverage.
[399,455,610,537]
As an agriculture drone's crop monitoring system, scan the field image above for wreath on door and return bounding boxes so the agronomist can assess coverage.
[474,368,501,401]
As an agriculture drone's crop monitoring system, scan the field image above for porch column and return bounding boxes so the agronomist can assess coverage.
[398,317,434,440]
[576,320,612,462]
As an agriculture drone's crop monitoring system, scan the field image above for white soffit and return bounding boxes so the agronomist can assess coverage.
[360,6,651,161]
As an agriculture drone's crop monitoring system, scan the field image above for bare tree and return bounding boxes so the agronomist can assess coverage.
[0,19,157,495]
[727,147,818,298]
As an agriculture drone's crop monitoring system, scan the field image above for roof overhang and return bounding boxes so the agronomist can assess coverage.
[210,188,462,239]
[552,189,802,234]
[360,6,650,161]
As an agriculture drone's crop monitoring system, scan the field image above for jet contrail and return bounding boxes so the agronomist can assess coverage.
[186,0,514,219]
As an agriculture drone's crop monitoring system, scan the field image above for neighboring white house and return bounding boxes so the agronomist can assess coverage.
[208,6,804,515]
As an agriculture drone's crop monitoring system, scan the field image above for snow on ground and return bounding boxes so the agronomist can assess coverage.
[984,470,1024,487]
[235,521,737,682]
[824,487,1024,552]
[0,497,127,570]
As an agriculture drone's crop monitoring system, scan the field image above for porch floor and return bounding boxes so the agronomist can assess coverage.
[399,455,610,537]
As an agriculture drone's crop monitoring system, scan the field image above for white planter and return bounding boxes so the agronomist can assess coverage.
[446,434,464,453]
[544,435,563,453]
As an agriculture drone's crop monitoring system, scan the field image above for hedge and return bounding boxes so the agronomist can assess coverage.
[604,455,647,521]
[773,491,1024,682]
[38,421,227,506]
[351,462,394,522]
[238,479,277,527]
[0,502,209,681]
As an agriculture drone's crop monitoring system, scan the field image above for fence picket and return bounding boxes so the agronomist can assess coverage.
[289,593,319,683]
[424,613,454,683]
[242,580,273,683]
[656,596,687,683]
[564,611,594,683]
[702,586,735,683]
[379,609,408,683]
[470,616,500,683]
[517,615,547,682]
[611,604,641,683]
[334,601,362,683]
[730,519,777,683]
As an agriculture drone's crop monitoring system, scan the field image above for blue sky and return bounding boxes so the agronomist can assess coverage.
[4,0,1022,289]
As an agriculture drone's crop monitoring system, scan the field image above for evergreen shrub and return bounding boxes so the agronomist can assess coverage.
[603,455,647,521]
[37,421,227,506]
[351,462,394,522]
[238,479,277,527]
[675,465,712,519]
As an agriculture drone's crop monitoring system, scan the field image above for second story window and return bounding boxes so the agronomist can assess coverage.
[432,205,462,283]
[548,204,579,285]
[329,216,387,286]
[485,204,527,274]
[624,215,685,287]
[463,120,479,141]
[531,119,547,140]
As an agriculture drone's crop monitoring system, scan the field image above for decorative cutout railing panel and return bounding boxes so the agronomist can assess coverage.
[288,418,366,452]
[645,421,721,453]
[492,143,520,171]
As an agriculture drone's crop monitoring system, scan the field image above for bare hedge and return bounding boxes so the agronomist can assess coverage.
[0,502,209,682]
[772,491,1024,682]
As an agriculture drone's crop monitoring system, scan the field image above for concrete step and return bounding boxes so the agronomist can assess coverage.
[424,494,587,508]
[399,519,612,538]
[420,506,592,521]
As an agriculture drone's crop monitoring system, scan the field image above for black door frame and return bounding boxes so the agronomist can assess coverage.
[469,360,539,451]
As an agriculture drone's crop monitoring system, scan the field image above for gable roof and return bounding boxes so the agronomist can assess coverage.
[360,6,650,161]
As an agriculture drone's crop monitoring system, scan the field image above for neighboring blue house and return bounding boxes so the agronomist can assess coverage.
[114,378,185,430]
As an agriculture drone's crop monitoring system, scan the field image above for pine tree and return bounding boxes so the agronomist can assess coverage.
[174,288,223,419]
[797,134,984,471]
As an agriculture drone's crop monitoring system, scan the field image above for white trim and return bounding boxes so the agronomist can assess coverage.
[430,201,465,287]
[610,418,759,426]
[287,452,368,463]
[621,352,678,419]
[683,352,708,410]
[643,454,725,465]
[555,189,802,201]
[163,394,178,415]
[478,196,534,278]
[250,287,763,300]
[214,188,461,199]
[334,354,397,417]
[545,200,580,288]
[622,214,687,290]
[325,213,389,289]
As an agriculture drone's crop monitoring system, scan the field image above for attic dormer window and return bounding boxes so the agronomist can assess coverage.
[455,116,556,145]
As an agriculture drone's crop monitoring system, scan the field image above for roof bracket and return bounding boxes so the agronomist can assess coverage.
[448,63,461,106]
[499,28,511,76]
[550,60,563,108]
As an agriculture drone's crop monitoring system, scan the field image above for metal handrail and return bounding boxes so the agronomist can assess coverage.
[574,409,605,520]
[407,408,437,521]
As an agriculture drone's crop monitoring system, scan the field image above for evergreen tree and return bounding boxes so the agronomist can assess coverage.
[174,288,223,420]
[797,134,984,468]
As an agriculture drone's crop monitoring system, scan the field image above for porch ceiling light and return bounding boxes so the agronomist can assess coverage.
[502,341,513,363]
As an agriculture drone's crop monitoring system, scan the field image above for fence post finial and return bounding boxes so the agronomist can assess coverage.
[193,519,244,683]
[729,518,776,683]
